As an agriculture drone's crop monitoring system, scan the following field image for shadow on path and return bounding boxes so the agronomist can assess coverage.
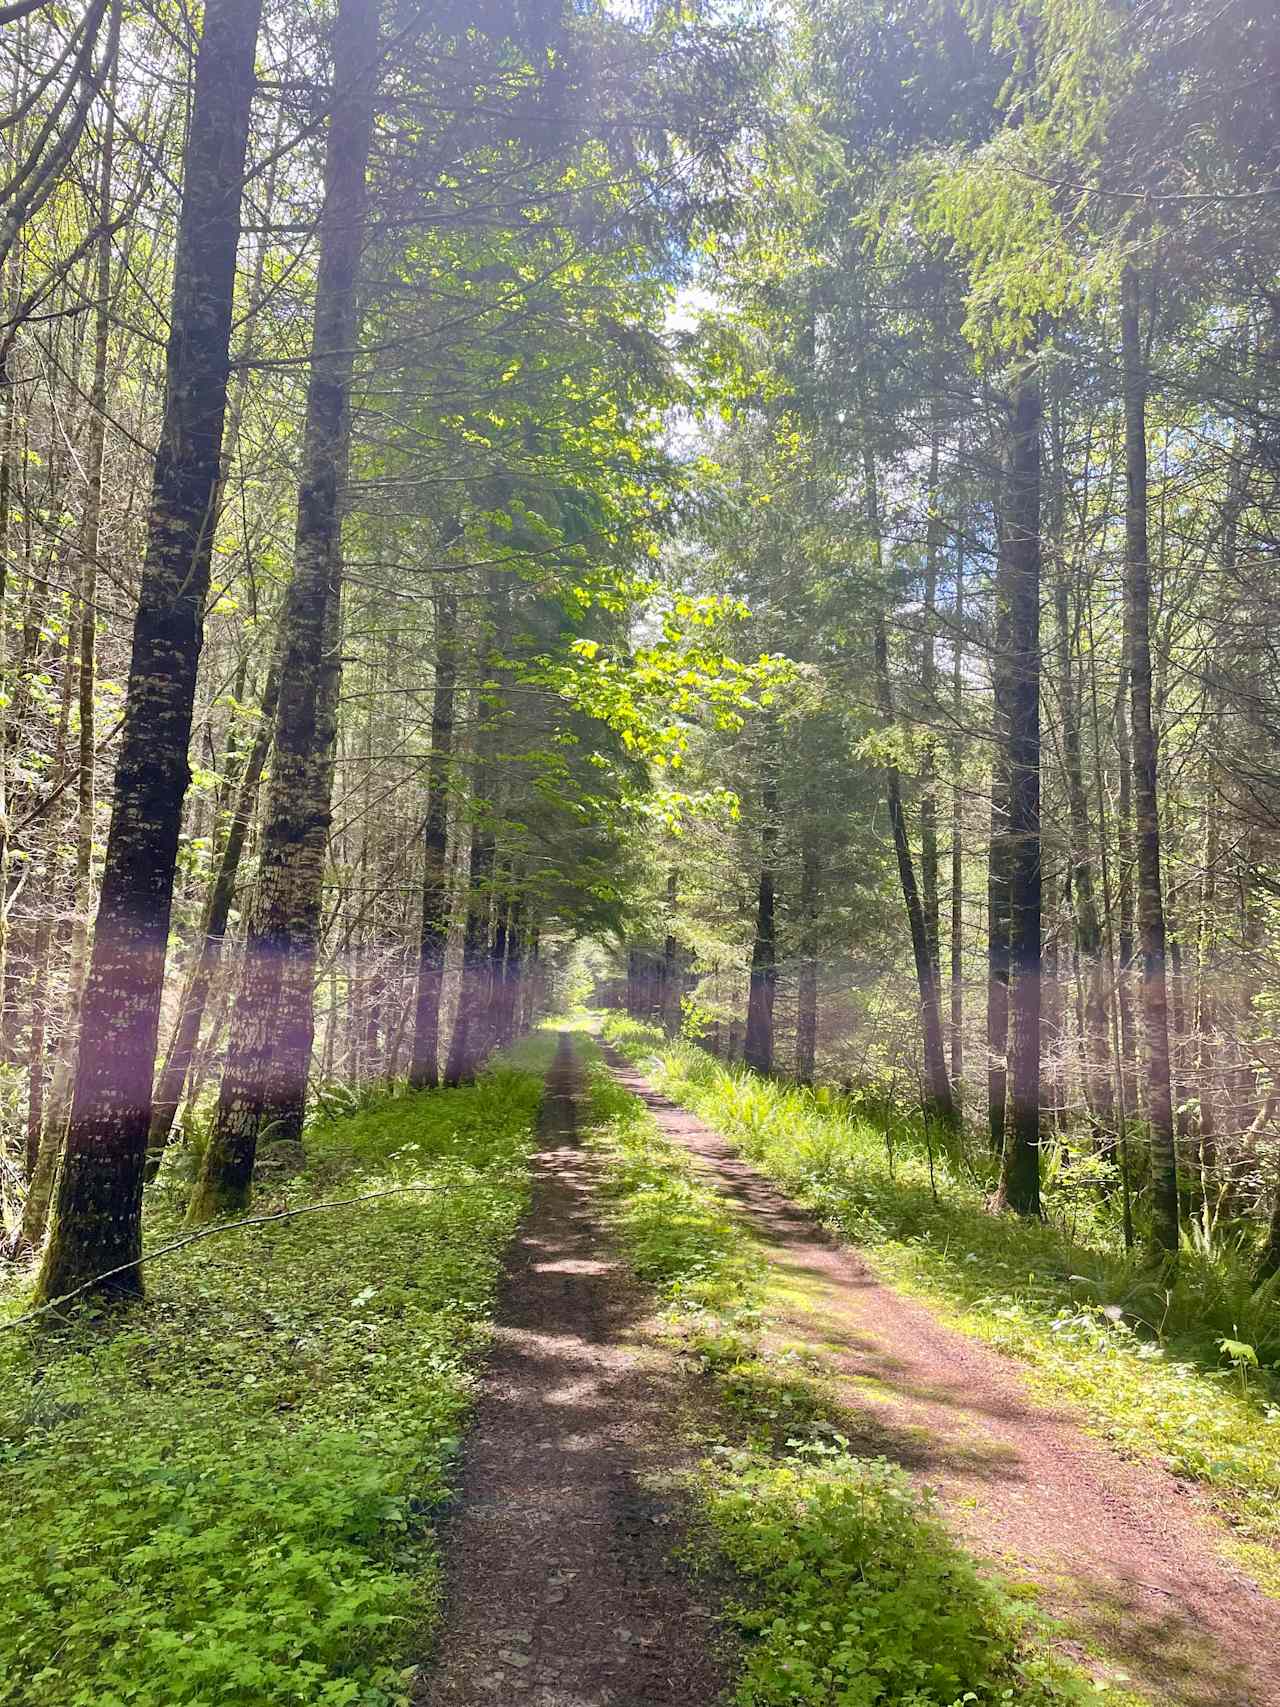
[601,1046,1280,1707]
[420,1034,724,1707]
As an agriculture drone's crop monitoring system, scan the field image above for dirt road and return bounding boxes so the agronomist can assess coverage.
[421,1034,723,1707]
[602,1044,1280,1707]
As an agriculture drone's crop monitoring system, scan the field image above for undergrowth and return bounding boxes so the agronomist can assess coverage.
[599,1014,1280,1588]
[578,1036,1114,1707]
[0,1034,554,1707]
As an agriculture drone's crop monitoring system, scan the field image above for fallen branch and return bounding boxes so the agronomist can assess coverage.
[1,1184,436,1333]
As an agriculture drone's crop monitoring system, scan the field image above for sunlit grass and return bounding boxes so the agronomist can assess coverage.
[0,1034,555,1707]
[598,1014,1280,1590]
[578,1032,1123,1706]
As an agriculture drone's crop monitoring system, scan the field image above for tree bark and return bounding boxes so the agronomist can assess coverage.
[993,366,1042,1217]
[795,843,819,1084]
[987,742,1011,1157]
[25,896,52,1178]
[443,819,495,1087]
[1122,265,1179,1258]
[35,0,263,1302]
[191,0,376,1222]
[497,897,524,1048]
[950,534,965,1093]
[144,655,280,1176]
[143,101,291,1172]
[444,579,510,1087]
[409,586,458,1088]
[1053,488,1113,1138]
[743,755,778,1076]
[867,448,956,1130]
[920,424,943,987]
[1115,666,1139,1113]
[521,924,541,1033]
[481,878,511,1057]
[661,868,681,1037]
[1194,784,1219,1185]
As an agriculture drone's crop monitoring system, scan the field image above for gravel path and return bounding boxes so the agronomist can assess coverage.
[602,1046,1280,1707]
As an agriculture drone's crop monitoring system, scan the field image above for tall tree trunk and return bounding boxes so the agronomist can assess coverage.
[521,924,541,1034]
[993,365,1042,1217]
[795,842,820,1085]
[1054,511,1113,1138]
[866,449,956,1128]
[920,424,942,986]
[1195,484,1243,1184]
[443,819,495,1087]
[21,99,114,1242]
[661,868,681,1036]
[35,0,263,1302]
[743,755,778,1075]
[1194,785,1219,1189]
[498,897,524,1048]
[143,101,292,1173]
[144,657,280,1176]
[0,263,14,1075]
[987,745,1011,1157]
[481,877,511,1057]
[191,0,376,1222]
[950,534,965,1093]
[25,891,52,1181]
[1115,667,1139,1114]
[383,949,414,1081]
[1122,265,1179,1259]
[444,579,510,1087]
[878,606,957,1130]
[409,585,457,1089]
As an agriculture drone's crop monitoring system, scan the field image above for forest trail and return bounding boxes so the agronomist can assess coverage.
[599,1046,1280,1707]
[420,1033,724,1707]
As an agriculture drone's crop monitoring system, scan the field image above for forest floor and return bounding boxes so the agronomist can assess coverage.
[0,1039,555,1707]
[593,1038,1280,1707]
[12,1026,1273,1705]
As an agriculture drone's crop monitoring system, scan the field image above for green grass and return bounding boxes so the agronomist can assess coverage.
[0,1035,554,1707]
[577,1034,1115,1707]
[598,1015,1280,1590]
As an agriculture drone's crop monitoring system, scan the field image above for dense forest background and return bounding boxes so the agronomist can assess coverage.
[2,0,1280,1301]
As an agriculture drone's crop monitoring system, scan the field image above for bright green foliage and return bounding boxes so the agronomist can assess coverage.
[577,1060,760,1315]
[600,1018,1280,1585]
[0,1041,552,1707]
[578,1036,1105,1707]
[707,1441,1098,1707]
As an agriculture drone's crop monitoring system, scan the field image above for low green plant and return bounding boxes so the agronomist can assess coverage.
[599,1015,1280,1582]
[579,1036,1109,1707]
[578,1063,760,1318]
[707,1437,1100,1707]
[1218,1335,1260,1399]
[0,1035,554,1707]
